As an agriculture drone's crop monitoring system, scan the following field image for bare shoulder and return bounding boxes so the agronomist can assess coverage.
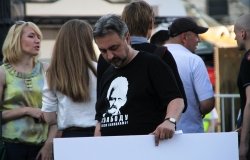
[0,65,5,85]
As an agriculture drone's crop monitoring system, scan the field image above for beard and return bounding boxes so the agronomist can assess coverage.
[110,57,126,68]
[109,46,131,68]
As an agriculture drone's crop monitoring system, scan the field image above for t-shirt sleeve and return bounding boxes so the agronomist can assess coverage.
[192,57,214,101]
[41,78,58,112]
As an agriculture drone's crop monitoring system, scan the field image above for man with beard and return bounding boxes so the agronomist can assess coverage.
[93,14,185,145]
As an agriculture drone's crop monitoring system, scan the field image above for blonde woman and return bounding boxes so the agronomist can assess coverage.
[39,19,97,159]
[0,21,48,160]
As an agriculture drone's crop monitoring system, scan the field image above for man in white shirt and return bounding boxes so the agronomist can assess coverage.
[164,18,215,133]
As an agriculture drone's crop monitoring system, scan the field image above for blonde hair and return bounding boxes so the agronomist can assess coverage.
[2,21,42,63]
[47,19,97,102]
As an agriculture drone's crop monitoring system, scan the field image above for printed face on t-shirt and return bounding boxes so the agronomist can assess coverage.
[106,76,128,116]
[101,76,129,128]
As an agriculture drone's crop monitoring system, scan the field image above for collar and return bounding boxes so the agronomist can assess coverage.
[131,36,148,44]
[165,43,189,51]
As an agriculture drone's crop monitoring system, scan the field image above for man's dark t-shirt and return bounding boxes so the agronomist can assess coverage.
[97,43,187,111]
[96,52,182,136]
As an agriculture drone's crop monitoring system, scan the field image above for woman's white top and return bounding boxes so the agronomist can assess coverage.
[42,62,97,130]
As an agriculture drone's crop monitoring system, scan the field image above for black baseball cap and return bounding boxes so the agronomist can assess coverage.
[168,17,208,37]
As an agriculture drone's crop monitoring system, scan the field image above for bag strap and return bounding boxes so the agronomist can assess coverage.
[153,46,167,58]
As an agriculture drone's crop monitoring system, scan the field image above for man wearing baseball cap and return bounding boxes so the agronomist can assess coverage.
[164,17,215,133]
[168,18,208,38]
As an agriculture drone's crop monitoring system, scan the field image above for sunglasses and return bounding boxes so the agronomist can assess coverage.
[14,20,27,31]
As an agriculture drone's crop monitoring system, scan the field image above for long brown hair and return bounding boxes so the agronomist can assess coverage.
[46,19,97,102]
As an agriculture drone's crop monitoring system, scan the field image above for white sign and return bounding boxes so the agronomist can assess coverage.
[53,132,238,160]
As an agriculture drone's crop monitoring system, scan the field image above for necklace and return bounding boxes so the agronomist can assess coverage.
[4,62,40,91]
[24,78,33,90]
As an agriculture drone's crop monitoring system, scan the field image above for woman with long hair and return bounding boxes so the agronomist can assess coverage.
[38,19,97,159]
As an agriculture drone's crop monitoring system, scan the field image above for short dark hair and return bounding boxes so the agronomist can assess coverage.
[150,30,169,46]
[93,14,128,39]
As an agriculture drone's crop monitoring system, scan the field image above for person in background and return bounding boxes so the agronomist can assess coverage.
[97,1,187,111]
[151,25,217,133]
[203,108,219,132]
[164,17,215,133]
[93,14,184,146]
[0,21,48,160]
[233,13,250,160]
[39,19,97,160]
[122,1,186,109]
[150,30,170,46]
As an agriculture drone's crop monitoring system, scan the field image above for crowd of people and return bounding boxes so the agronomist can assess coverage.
[0,1,249,160]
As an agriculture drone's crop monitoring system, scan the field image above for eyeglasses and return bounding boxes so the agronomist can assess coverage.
[15,20,26,25]
[14,20,27,31]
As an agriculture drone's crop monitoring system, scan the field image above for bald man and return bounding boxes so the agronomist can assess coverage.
[234,14,250,160]
[164,18,215,133]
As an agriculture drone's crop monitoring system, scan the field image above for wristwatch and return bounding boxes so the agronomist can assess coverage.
[164,117,176,125]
